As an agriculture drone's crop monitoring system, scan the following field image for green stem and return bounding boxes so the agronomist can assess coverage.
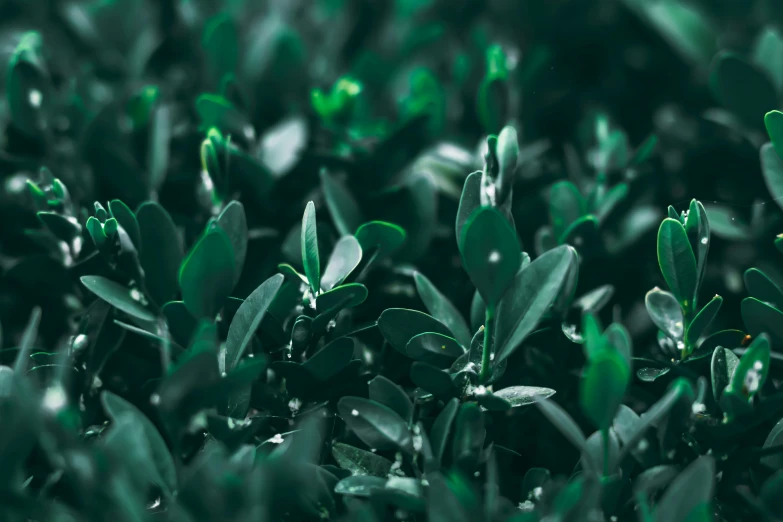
[479,305,495,384]
[601,428,610,478]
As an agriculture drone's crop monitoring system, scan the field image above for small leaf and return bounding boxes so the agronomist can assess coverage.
[355,221,406,259]
[761,142,783,214]
[684,200,710,304]
[745,268,783,310]
[202,13,239,81]
[414,272,472,349]
[711,347,739,403]
[334,475,386,497]
[637,367,670,382]
[225,274,284,370]
[7,31,50,137]
[337,397,413,453]
[410,362,457,400]
[654,456,715,522]
[657,218,697,314]
[430,398,459,465]
[321,171,362,236]
[455,171,482,245]
[492,386,555,408]
[459,207,521,307]
[368,376,413,423]
[332,443,393,477]
[550,181,585,241]
[101,392,176,493]
[686,295,722,348]
[742,297,783,340]
[302,337,355,382]
[216,201,248,286]
[580,348,629,430]
[179,229,235,319]
[378,308,452,355]
[755,28,783,93]
[137,202,182,308]
[316,283,368,311]
[109,200,141,252]
[495,126,519,203]
[710,51,777,127]
[301,201,320,295]
[37,212,81,242]
[762,417,783,470]
[495,245,577,364]
[321,236,362,291]
[726,334,770,400]
[766,110,783,160]
[406,332,464,367]
[81,276,155,322]
[452,403,486,471]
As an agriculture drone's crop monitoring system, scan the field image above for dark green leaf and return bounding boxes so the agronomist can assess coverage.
[7,32,50,137]
[745,268,783,310]
[657,218,697,314]
[684,200,710,303]
[654,456,715,522]
[316,283,368,311]
[202,13,238,81]
[452,402,486,471]
[711,347,739,403]
[456,171,482,245]
[536,399,595,472]
[216,201,248,286]
[332,442,393,477]
[225,274,284,370]
[766,110,783,160]
[431,398,459,465]
[368,375,413,423]
[37,212,81,243]
[686,295,722,348]
[179,228,235,319]
[762,417,783,470]
[406,332,464,367]
[334,475,386,497]
[337,397,413,453]
[378,308,452,355]
[301,201,320,294]
[742,297,783,340]
[302,337,354,382]
[492,386,555,408]
[321,171,362,236]
[137,202,182,308]
[580,348,629,430]
[762,142,783,214]
[81,276,155,322]
[459,207,521,307]
[321,236,362,291]
[109,200,141,252]
[550,181,585,241]
[410,362,457,400]
[355,221,406,259]
[709,51,777,127]
[726,334,770,400]
[495,245,577,364]
[414,272,472,348]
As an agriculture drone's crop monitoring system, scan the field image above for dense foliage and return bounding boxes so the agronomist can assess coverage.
[6,0,783,521]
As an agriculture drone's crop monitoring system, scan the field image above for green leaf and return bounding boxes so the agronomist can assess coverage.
[378,308,452,355]
[459,207,521,307]
[495,125,518,203]
[301,201,320,295]
[414,272,472,349]
[406,332,465,368]
[654,456,715,522]
[316,283,368,311]
[101,413,162,497]
[684,200,710,304]
[37,212,81,243]
[368,376,413,423]
[321,236,362,291]
[709,51,777,127]
[137,202,182,308]
[686,295,722,348]
[605,323,633,368]
[14,307,41,374]
[334,475,386,497]
[452,402,486,471]
[762,418,783,470]
[109,200,141,252]
[710,347,739,403]
[81,276,155,322]
[657,218,697,314]
[302,337,355,382]
[216,201,248,286]
[550,181,585,241]
[427,473,472,522]
[225,274,284,370]
[101,392,177,494]
[195,93,248,136]
[580,348,629,430]
[745,268,783,310]
[495,245,577,364]
[337,397,413,453]
[7,31,50,137]
[535,399,596,473]
[742,297,783,340]
[761,142,783,213]
[726,334,770,400]
[645,288,684,342]
[332,443,393,477]
[766,110,783,160]
[202,13,239,81]
[355,221,406,259]
[455,171,482,245]
[754,27,783,93]
[430,398,459,465]
[411,362,458,400]
[179,228,235,319]
[492,386,555,408]
[321,170,362,236]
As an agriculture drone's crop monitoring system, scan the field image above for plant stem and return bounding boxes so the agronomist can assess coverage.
[480,305,495,384]
[602,428,610,478]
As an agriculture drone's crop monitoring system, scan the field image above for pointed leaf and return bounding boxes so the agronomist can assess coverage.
[81,276,155,322]
[337,397,413,453]
[137,202,182,308]
[321,236,362,291]
[216,201,247,286]
[686,295,722,347]
[321,171,362,236]
[406,332,464,367]
[378,308,452,355]
[711,347,739,403]
[368,376,413,423]
[301,201,320,294]
[657,218,697,314]
[414,272,471,348]
[179,229,235,319]
[332,443,393,477]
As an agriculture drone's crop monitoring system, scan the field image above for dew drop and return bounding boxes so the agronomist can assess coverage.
[701,237,708,245]
[43,386,67,412]
[269,433,284,444]
[149,393,161,406]
[488,250,501,263]
[129,288,143,302]
[351,409,359,416]
[28,89,42,108]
